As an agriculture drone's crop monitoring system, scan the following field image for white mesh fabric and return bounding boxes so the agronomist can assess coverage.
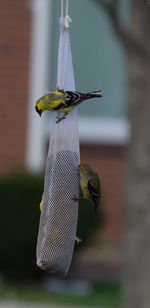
[36,18,80,276]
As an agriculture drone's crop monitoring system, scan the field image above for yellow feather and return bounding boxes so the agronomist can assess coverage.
[80,177,90,199]
[57,107,74,113]
[47,99,64,109]
[40,199,43,212]
[36,99,47,112]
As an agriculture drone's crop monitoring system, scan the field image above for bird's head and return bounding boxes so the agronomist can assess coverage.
[79,163,90,175]
[35,97,47,117]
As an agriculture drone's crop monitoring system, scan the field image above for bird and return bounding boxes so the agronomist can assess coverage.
[35,89,102,123]
[73,163,101,214]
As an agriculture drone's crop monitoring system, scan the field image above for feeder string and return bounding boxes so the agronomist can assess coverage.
[61,0,64,18]
[64,0,72,28]
[65,0,69,16]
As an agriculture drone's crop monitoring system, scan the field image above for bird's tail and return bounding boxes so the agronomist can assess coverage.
[82,90,102,100]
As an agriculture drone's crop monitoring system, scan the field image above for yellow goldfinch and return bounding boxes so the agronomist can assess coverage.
[35,90,102,123]
[74,163,101,214]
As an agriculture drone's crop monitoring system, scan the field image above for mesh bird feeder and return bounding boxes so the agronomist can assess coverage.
[36,0,80,276]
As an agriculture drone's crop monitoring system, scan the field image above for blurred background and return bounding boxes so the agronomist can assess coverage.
[0,0,149,307]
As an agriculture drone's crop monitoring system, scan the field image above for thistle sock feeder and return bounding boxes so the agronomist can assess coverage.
[36,13,80,276]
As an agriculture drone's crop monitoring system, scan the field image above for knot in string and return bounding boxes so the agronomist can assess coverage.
[64,14,72,28]
[61,0,71,28]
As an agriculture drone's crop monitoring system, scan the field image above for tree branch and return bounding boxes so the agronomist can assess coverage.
[93,0,150,59]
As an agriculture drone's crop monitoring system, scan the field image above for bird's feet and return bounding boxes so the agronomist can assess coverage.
[56,113,67,124]
[56,87,65,93]
[75,236,82,245]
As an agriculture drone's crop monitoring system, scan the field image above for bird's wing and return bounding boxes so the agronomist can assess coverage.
[88,175,100,213]
[44,92,67,109]
[65,91,81,106]
[88,177,100,200]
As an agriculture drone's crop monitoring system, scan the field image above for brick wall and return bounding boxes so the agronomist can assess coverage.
[0,0,30,174]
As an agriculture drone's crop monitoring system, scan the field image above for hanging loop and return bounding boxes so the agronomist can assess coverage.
[61,0,72,28]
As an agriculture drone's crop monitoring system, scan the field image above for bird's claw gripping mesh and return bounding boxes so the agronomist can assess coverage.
[36,18,80,276]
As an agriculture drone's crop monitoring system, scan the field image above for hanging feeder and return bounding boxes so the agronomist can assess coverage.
[36,0,80,276]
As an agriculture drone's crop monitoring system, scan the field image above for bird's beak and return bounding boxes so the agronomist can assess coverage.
[35,106,42,117]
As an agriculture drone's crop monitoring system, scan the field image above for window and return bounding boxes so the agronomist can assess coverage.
[26,0,130,171]
[47,0,130,143]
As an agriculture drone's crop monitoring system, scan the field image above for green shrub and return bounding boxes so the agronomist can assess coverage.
[0,172,102,281]
[0,172,44,281]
